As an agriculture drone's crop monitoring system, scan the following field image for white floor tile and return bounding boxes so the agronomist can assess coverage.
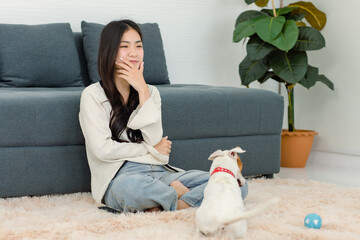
[276,150,360,189]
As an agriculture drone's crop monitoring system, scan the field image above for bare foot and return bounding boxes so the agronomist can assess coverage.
[170,180,190,198]
[145,207,162,213]
[177,199,191,210]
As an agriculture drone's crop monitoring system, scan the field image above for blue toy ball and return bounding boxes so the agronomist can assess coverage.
[304,213,322,229]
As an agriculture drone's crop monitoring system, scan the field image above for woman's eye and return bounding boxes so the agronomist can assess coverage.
[137,45,143,48]
[120,46,128,48]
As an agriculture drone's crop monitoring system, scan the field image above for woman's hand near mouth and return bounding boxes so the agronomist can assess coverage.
[115,59,149,106]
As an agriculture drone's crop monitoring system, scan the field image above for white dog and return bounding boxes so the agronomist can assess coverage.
[196,147,278,238]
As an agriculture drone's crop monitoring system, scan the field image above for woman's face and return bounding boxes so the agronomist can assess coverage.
[116,28,144,69]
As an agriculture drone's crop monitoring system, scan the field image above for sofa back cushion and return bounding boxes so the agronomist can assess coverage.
[73,32,91,86]
[0,23,83,87]
[81,21,170,85]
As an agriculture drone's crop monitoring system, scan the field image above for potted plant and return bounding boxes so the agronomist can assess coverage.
[233,0,334,167]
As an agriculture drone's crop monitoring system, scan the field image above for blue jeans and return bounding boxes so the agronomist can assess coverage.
[104,161,248,213]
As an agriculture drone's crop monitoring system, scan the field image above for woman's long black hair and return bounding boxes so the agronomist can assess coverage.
[98,20,144,143]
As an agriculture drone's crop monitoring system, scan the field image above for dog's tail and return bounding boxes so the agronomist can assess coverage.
[222,197,279,226]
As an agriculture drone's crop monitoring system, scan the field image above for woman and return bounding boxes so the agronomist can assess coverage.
[79,19,248,213]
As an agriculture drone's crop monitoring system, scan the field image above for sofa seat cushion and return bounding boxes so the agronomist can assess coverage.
[0,85,283,147]
[0,87,85,147]
[157,84,284,140]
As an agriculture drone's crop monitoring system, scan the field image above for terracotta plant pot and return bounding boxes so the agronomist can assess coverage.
[281,130,318,168]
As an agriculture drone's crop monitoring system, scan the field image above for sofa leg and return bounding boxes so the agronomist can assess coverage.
[246,173,274,179]
[263,173,274,179]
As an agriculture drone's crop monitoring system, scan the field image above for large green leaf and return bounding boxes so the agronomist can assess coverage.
[246,35,274,60]
[317,74,334,90]
[288,1,326,30]
[233,16,266,43]
[239,55,269,86]
[269,20,299,51]
[293,27,325,51]
[298,65,318,89]
[269,50,308,83]
[235,10,269,27]
[255,16,285,42]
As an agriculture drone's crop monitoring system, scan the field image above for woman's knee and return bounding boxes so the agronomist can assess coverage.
[106,174,177,212]
[105,174,150,211]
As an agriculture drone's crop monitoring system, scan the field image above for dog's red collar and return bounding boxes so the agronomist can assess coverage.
[210,167,236,178]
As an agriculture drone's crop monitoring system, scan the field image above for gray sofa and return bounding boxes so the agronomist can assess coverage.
[0,22,284,198]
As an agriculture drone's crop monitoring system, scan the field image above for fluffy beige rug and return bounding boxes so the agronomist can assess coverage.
[1,178,359,240]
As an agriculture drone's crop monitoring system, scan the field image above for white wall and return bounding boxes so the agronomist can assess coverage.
[0,0,250,87]
[1,0,359,159]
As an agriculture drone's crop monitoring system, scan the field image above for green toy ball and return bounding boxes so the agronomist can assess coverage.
[304,213,322,229]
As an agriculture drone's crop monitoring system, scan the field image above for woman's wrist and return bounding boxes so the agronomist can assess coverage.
[137,85,149,94]
[138,86,150,106]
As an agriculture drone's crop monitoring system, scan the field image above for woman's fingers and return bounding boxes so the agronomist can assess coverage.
[139,62,144,73]
[115,59,148,93]
[115,62,131,72]
[160,136,171,155]
[115,69,129,75]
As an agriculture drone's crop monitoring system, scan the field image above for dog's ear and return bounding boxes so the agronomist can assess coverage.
[208,150,223,161]
[228,146,246,160]
[229,146,246,154]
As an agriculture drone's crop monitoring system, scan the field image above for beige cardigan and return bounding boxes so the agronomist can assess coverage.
[79,82,169,204]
